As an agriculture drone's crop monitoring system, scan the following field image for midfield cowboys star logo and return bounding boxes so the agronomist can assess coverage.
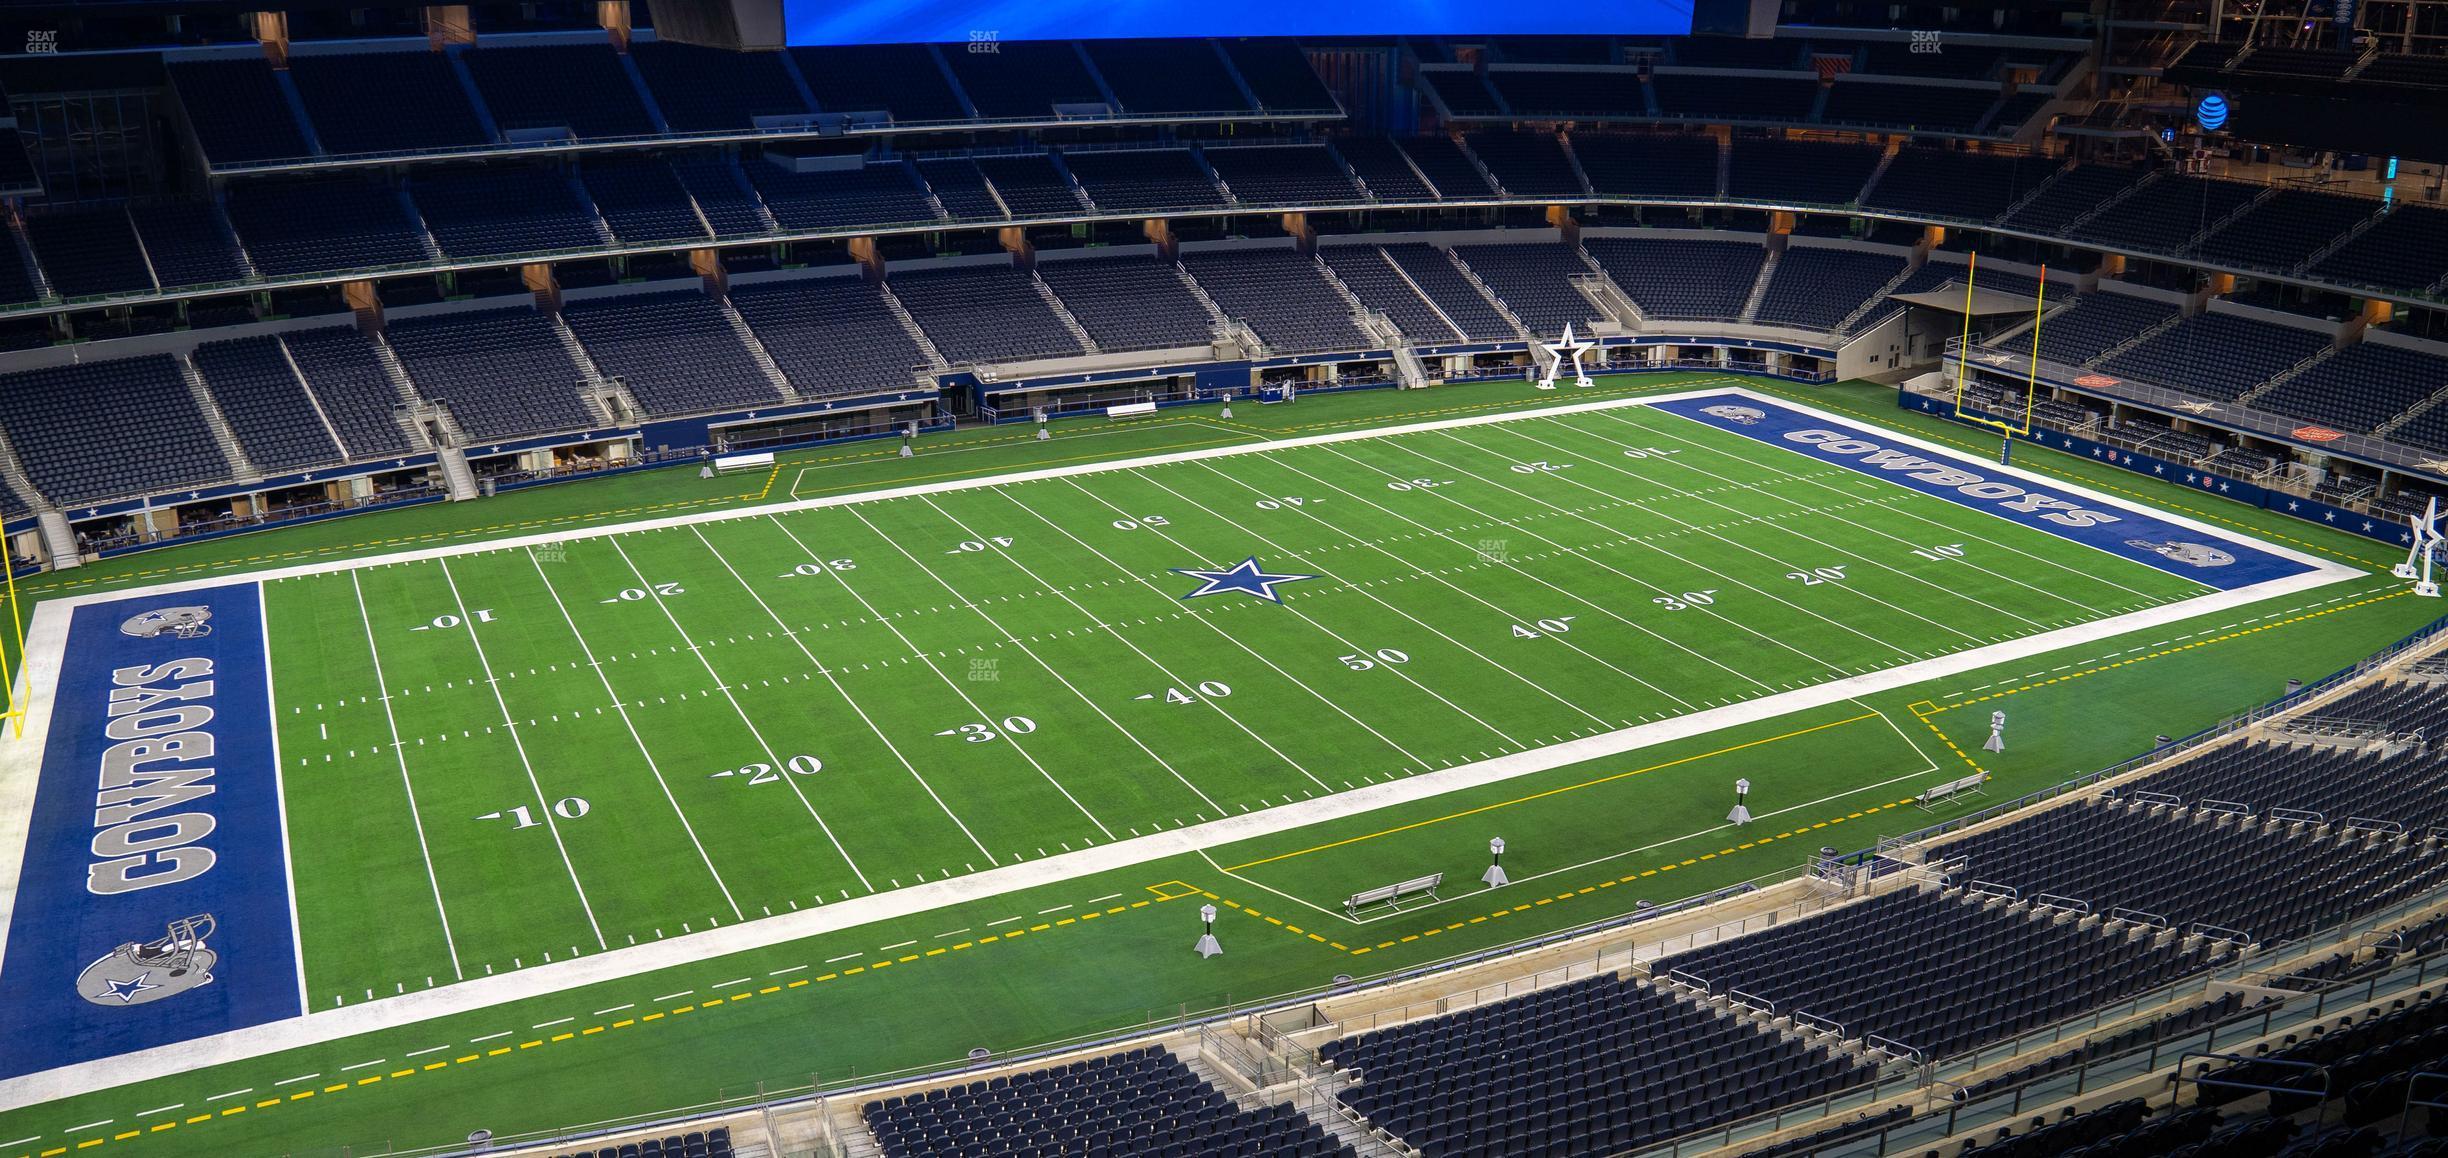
[1172,557,1317,604]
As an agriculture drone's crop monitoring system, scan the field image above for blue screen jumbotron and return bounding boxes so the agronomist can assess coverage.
[785,0,1694,46]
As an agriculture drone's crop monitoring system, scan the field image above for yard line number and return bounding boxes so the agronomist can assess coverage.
[936,717,1039,743]
[479,797,590,828]
[1785,566,1851,586]
[1911,543,1968,562]
[1651,590,1719,612]
[1135,681,1231,704]
[708,755,824,783]
[1338,648,1411,670]
[1511,616,1577,639]
[603,582,684,603]
[1252,496,1318,510]
[413,609,497,632]
[780,560,857,577]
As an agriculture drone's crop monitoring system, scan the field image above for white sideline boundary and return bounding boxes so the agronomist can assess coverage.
[0,386,2364,1110]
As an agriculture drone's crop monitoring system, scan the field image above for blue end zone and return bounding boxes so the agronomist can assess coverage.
[0,584,299,1080]
[1651,393,2318,591]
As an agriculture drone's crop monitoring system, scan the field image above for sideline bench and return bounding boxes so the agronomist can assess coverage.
[712,450,776,474]
[1917,771,1989,808]
[1345,872,1443,918]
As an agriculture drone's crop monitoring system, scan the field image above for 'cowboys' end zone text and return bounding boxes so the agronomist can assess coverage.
[1777,427,2121,529]
[0,586,301,1085]
[89,656,222,895]
[1655,392,2318,590]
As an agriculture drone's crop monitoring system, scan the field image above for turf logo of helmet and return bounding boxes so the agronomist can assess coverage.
[120,606,213,641]
[75,914,218,1007]
[2125,539,2235,569]
[1701,405,1766,426]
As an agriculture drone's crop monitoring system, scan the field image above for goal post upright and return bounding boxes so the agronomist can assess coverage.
[1,550,22,739]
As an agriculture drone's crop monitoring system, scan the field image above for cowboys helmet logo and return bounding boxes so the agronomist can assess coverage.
[76,915,218,1008]
[2126,539,2236,569]
[1701,405,1766,426]
[120,606,213,641]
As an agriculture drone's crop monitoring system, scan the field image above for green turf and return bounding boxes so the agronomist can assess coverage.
[266,397,2215,1004]
[2,375,2440,1158]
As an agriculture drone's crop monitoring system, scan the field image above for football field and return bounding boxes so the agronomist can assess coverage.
[0,385,2357,1108]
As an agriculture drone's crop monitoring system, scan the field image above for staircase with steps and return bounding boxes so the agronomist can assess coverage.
[396,189,448,264]
[2298,201,2394,274]
[1322,139,1375,199]
[1737,248,1781,324]
[36,510,80,568]
[547,313,629,426]
[1029,270,1101,354]
[2086,307,2187,368]
[1373,247,1469,343]
[1450,247,1534,341]
[2060,170,2160,237]
[1835,260,1923,334]
[4,221,52,301]
[876,281,951,369]
[1389,343,1431,389]
[1856,142,1901,206]
[1309,255,1380,342]
[435,445,479,500]
[1570,270,1644,328]
[269,334,354,462]
[1450,134,1509,198]
[2182,182,2281,254]
[367,338,445,451]
[1174,262,1237,340]
[2236,343,2338,408]
[1556,132,1597,197]
[0,424,48,516]
[2376,381,2448,438]
[719,297,800,400]
[175,354,260,480]
[1993,161,2075,226]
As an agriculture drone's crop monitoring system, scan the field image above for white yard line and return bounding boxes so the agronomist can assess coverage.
[525,547,743,920]
[604,537,874,893]
[350,570,464,980]
[0,386,2364,1109]
[1431,429,2007,645]
[1137,465,1558,739]
[258,584,311,1014]
[1535,417,2114,616]
[1007,481,1432,770]
[1591,410,2172,604]
[859,499,1243,810]
[685,524,997,866]
[1302,436,1840,678]
[1286,443,1773,697]
[912,493,1325,794]
[765,512,1120,842]
[1192,457,1676,717]
[1400,428,1987,656]
[435,557,607,950]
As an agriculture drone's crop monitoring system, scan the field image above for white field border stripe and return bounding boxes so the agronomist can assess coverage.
[0,387,2366,1109]
[259,583,311,1014]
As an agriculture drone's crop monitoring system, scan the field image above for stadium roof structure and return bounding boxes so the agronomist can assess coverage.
[1890,286,2046,317]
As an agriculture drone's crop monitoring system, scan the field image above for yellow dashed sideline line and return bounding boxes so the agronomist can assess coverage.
[1203,793,1921,957]
[1910,588,2412,773]
[1223,710,1877,871]
[17,892,1185,1158]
